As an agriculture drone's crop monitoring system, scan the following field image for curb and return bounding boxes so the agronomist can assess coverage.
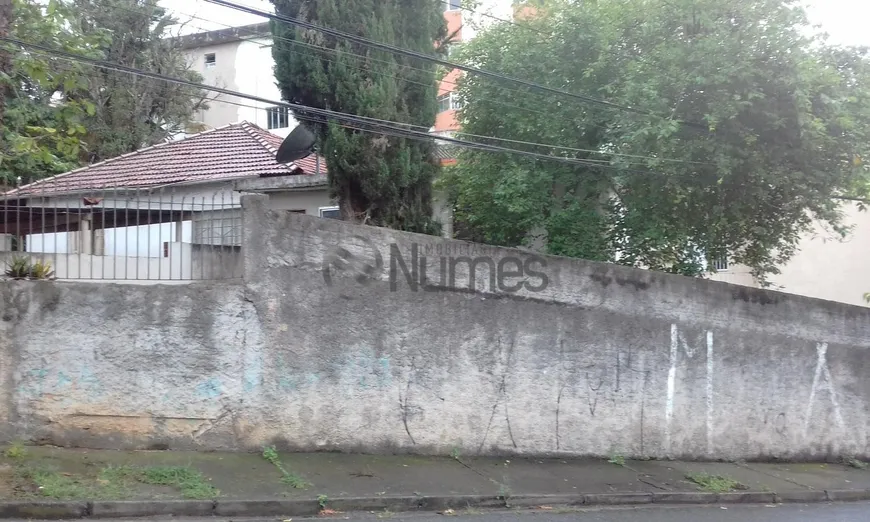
[0,489,867,519]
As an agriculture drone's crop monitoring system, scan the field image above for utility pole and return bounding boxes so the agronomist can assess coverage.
[0,0,11,129]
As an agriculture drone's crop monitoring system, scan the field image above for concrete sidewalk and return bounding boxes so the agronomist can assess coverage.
[0,446,869,518]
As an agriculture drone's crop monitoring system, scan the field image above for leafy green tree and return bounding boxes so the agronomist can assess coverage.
[270,0,446,233]
[68,0,208,162]
[1,0,207,186]
[1,0,100,186]
[445,0,870,282]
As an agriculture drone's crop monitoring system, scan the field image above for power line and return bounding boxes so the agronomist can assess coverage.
[15,0,710,169]
[204,0,685,123]
[40,27,700,168]
[9,20,707,168]
[6,37,663,172]
[438,0,654,67]
[105,1,583,125]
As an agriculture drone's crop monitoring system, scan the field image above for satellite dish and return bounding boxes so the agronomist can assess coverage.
[276,125,316,164]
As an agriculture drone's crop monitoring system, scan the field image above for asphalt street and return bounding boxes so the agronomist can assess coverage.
[34,504,870,522]
[342,504,870,522]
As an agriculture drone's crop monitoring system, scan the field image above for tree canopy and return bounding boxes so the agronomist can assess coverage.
[443,0,870,281]
[69,0,208,163]
[270,0,446,234]
[1,0,100,186]
[1,0,207,186]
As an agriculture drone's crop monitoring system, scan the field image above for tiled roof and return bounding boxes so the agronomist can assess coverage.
[433,144,460,161]
[5,122,326,197]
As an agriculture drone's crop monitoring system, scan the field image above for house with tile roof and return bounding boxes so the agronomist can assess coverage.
[0,122,334,281]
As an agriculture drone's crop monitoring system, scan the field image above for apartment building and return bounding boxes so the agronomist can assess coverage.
[706,203,870,307]
[434,0,516,165]
[180,23,298,139]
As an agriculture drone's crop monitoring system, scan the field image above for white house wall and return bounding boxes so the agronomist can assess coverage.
[185,41,243,130]
[234,38,299,138]
[766,203,870,307]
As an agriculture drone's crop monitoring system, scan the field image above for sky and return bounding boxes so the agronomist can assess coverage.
[163,0,870,46]
[804,0,870,46]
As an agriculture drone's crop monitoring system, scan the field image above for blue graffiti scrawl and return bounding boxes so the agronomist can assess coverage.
[354,354,392,389]
[196,378,223,399]
[17,364,103,400]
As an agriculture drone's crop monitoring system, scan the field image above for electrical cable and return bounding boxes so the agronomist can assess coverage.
[7,36,663,171]
[204,0,696,126]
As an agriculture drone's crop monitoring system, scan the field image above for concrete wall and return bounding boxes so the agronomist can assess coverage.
[1,194,870,461]
[0,243,241,281]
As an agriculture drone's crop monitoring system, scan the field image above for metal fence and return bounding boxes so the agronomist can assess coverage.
[0,187,243,282]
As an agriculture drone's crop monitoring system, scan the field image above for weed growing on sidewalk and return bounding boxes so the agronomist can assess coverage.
[607,453,625,467]
[685,472,745,493]
[318,493,329,510]
[262,446,312,489]
[842,456,868,470]
[4,441,27,459]
[497,483,512,506]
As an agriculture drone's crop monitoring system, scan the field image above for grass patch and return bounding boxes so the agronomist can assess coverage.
[9,462,217,501]
[137,466,219,499]
[99,465,219,499]
[21,469,92,499]
[4,442,27,460]
[685,472,745,493]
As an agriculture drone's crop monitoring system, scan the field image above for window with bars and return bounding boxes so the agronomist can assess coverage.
[266,106,290,129]
[711,257,729,272]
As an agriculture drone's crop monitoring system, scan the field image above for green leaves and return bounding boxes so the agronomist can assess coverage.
[271,0,445,234]
[444,0,870,281]
[3,0,207,186]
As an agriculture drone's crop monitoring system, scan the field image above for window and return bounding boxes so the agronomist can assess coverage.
[204,53,216,68]
[266,106,290,129]
[319,206,340,219]
[443,0,461,11]
[437,93,463,113]
[437,93,451,113]
[711,257,729,272]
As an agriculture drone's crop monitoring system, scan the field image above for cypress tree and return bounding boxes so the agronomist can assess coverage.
[270,0,445,234]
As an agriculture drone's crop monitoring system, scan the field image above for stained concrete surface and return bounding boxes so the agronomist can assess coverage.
[2,447,868,502]
[4,201,870,461]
